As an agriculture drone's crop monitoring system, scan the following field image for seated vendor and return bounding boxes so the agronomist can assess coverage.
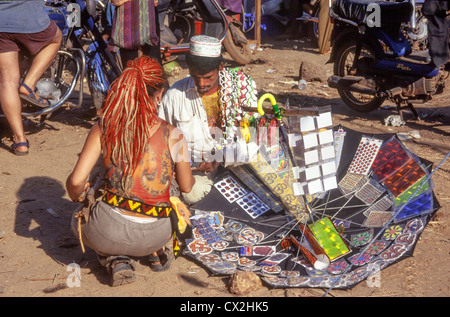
[159,35,257,205]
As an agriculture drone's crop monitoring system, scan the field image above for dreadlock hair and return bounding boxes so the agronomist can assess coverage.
[100,56,166,192]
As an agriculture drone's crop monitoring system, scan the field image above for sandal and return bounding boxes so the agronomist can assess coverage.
[149,247,173,272]
[107,256,136,287]
[11,139,29,156]
[19,82,50,107]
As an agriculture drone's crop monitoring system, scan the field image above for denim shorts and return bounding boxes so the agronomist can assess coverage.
[72,201,172,257]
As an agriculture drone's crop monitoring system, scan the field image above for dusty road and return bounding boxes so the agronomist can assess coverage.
[0,38,449,298]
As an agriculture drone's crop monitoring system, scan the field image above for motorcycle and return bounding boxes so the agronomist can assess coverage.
[326,0,448,119]
[158,0,253,65]
[297,0,428,51]
[0,0,121,119]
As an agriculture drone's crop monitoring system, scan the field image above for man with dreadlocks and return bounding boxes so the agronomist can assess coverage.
[66,56,195,287]
[159,35,257,205]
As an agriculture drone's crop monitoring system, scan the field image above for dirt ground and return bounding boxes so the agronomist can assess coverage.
[0,36,449,299]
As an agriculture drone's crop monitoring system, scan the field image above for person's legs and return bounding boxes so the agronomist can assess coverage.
[0,50,28,154]
[423,0,450,68]
[318,0,333,54]
[18,26,62,99]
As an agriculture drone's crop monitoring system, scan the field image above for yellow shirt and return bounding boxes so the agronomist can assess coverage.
[201,91,220,127]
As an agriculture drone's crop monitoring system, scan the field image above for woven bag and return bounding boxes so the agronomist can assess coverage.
[111,0,158,50]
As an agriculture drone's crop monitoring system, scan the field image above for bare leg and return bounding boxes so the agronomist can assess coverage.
[0,50,27,153]
[18,27,62,97]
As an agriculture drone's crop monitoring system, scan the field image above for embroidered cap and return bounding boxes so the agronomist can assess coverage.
[190,35,222,58]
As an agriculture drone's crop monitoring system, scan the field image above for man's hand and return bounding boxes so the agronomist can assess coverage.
[192,161,220,174]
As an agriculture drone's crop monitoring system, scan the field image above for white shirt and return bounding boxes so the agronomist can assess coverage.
[158,76,216,164]
[159,71,259,166]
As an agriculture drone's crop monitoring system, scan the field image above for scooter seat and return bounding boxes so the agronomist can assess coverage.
[331,0,413,26]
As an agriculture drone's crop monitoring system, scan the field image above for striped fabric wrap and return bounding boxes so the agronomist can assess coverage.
[111,0,159,50]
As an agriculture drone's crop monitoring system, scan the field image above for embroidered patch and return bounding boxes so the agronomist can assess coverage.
[236,227,264,245]
[350,230,374,247]
[188,239,213,255]
[327,259,349,275]
[261,265,282,275]
[379,243,407,261]
[238,257,257,267]
[225,220,245,234]
[365,240,389,255]
[382,224,403,240]
[349,253,373,266]
[216,227,234,241]
[211,241,229,251]
[221,252,239,262]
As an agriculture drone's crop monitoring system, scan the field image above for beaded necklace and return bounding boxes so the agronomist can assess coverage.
[216,68,257,150]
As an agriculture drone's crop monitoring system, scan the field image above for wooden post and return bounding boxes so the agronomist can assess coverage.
[255,0,261,49]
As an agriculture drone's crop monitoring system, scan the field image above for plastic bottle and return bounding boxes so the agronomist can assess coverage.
[298,79,307,90]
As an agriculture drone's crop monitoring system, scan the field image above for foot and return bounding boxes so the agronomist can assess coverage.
[107,257,136,287]
[11,138,29,156]
[149,247,173,272]
[19,83,50,107]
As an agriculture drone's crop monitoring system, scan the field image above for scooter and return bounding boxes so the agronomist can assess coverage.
[158,0,253,65]
[326,0,448,119]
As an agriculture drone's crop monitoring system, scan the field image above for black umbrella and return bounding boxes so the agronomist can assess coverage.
[185,109,445,291]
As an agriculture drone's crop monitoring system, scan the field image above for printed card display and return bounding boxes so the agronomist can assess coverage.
[347,137,383,175]
[287,108,338,196]
[214,175,248,203]
[236,193,271,219]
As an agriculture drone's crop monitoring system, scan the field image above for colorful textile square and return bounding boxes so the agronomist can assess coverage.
[382,159,426,197]
[371,137,412,181]
[347,137,383,175]
[394,191,434,222]
[394,175,430,207]
[308,217,350,261]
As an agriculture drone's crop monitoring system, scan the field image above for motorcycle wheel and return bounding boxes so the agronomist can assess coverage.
[334,41,385,112]
[222,23,252,65]
[12,50,81,118]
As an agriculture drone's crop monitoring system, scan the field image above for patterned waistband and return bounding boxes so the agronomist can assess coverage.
[102,190,172,218]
